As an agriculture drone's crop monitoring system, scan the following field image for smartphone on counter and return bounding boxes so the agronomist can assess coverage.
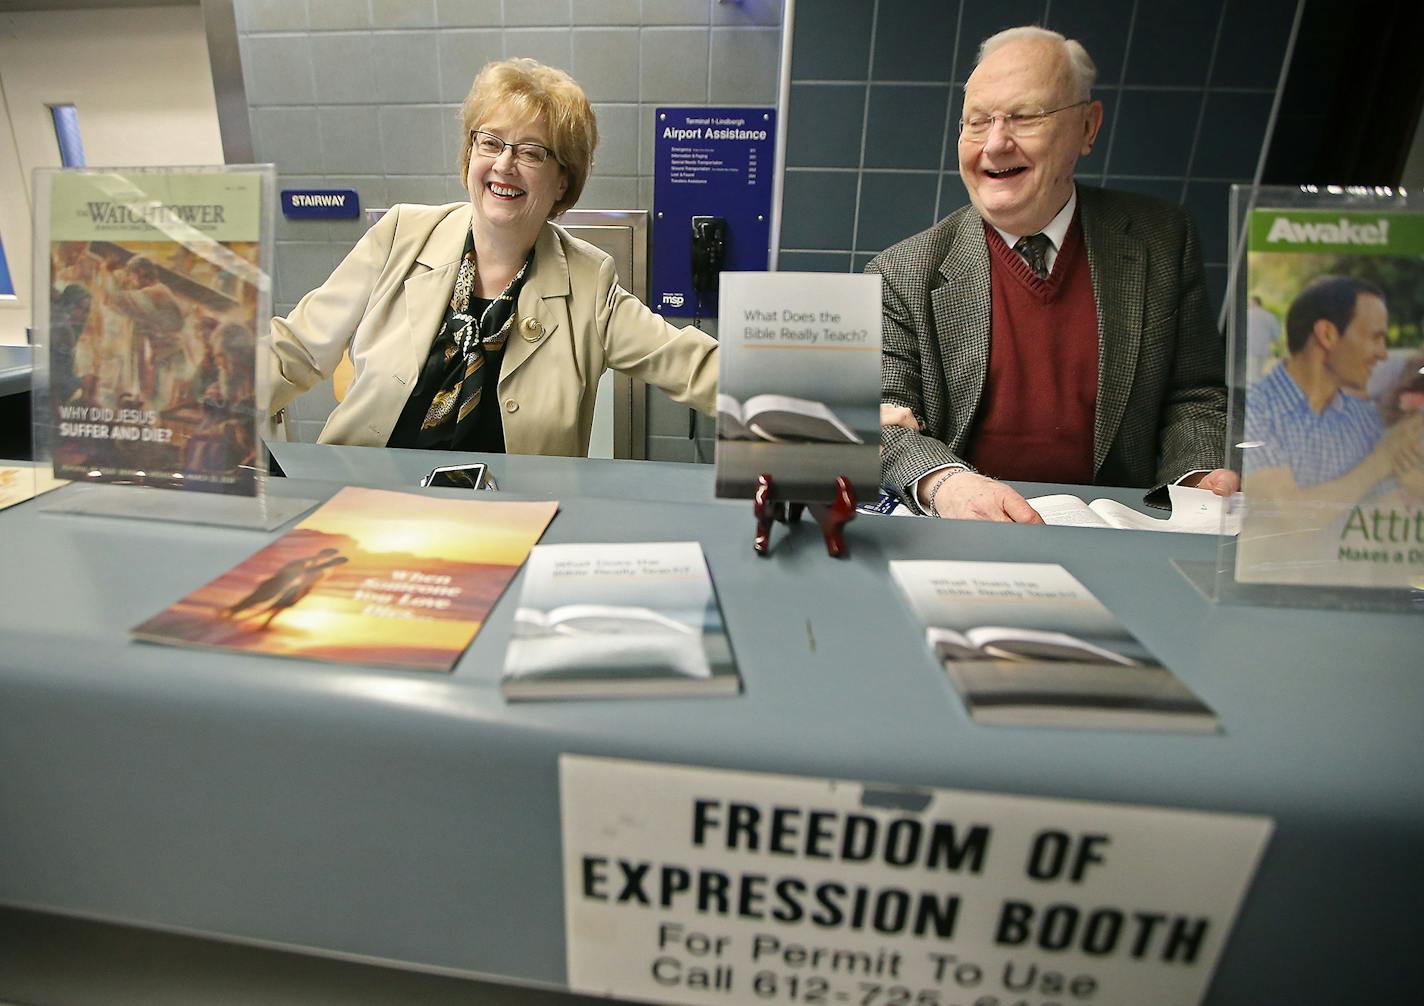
[419,462,495,490]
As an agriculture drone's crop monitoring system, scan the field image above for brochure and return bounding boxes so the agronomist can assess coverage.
[1030,484,1239,534]
[0,462,67,512]
[502,541,739,700]
[889,560,1218,732]
[39,168,265,495]
[1236,203,1424,588]
[133,486,558,672]
[715,273,881,502]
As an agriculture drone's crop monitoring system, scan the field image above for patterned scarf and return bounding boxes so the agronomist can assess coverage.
[414,235,531,447]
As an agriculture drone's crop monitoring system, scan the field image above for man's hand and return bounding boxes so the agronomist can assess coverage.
[1183,468,1239,496]
[880,404,922,431]
[923,471,1045,523]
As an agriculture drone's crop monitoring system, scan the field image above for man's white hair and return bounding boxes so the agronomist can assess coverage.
[976,26,1097,102]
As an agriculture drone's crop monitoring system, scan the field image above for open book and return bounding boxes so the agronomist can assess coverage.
[890,560,1218,733]
[928,626,1139,666]
[1029,484,1240,535]
[717,393,863,444]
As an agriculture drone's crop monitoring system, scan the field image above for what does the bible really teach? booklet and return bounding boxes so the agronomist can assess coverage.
[890,560,1218,733]
[502,541,739,700]
[133,487,557,672]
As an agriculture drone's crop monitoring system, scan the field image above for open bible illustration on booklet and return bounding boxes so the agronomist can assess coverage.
[1029,484,1240,534]
[891,560,1218,733]
[715,272,881,501]
[501,542,739,700]
[716,393,863,444]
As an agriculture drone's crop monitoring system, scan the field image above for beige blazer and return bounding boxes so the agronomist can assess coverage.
[267,202,718,456]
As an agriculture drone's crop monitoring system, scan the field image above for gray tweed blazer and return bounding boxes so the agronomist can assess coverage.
[868,185,1227,506]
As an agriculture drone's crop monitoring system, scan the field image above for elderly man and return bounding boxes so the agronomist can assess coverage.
[871,26,1235,521]
[1245,275,1421,502]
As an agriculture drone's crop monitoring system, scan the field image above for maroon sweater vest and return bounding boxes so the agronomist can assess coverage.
[965,217,1098,484]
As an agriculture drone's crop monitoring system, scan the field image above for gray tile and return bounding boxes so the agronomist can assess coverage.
[864,85,949,170]
[637,175,655,211]
[309,32,376,105]
[573,0,640,26]
[791,0,872,81]
[274,241,337,305]
[308,3,370,30]
[371,0,436,28]
[252,107,324,172]
[873,0,956,82]
[711,0,780,26]
[780,170,857,249]
[1104,90,1202,177]
[1183,180,1232,267]
[640,104,657,175]
[709,28,780,104]
[647,434,695,462]
[855,171,938,253]
[319,105,382,173]
[1212,0,1296,89]
[591,104,640,174]
[322,174,391,220]
[373,32,443,102]
[1191,91,1273,179]
[236,0,309,32]
[955,1,1051,81]
[785,84,864,169]
[571,28,640,102]
[851,252,877,273]
[577,174,640,209]
[434,0,502,27]
[1204,264,1227,318]
[297,418,330,443]
[379,106,452,173]
[504,28,573,71]
[936,173,969,219]
[1101,176,1184,204]
[437,30,505,102]
[640,28,708,102]
[504,0,571,27]
[385,175,462,204]
[777,251,852,273]
[1122,0,1223,87]
[642,0,710,26]
[1044,0,1135,87]
[241,35,316,105]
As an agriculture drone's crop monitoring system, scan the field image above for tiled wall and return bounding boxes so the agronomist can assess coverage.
[241,0,1297,453]
[236,0,781,452]
[780,0,1300,319]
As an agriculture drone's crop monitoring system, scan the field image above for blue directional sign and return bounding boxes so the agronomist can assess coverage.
[652,107,775,317]
[280,188,360,219]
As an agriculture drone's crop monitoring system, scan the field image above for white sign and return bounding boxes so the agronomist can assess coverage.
[561,756,1272,1006]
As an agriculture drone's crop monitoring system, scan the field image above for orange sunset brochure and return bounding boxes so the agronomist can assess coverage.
[132,486,558,672]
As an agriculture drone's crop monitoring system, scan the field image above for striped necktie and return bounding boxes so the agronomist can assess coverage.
[1013,233,1052,280]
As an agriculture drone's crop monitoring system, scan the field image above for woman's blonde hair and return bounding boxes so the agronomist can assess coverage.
[459,58,597,218]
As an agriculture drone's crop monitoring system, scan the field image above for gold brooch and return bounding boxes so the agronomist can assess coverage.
[521,317,544,342]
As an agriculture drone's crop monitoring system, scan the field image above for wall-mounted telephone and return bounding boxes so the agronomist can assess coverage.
[690,215,727,295]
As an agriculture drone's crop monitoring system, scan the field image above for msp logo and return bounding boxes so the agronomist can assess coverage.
[661,292,686,309]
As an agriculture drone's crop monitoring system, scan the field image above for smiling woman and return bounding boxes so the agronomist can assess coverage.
[266,58,718,458]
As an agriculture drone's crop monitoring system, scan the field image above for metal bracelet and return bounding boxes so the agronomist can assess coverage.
[924,468,966,518]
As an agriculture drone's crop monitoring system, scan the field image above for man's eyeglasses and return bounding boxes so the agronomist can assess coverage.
[471,129,557,167]
[958,101,1089,141]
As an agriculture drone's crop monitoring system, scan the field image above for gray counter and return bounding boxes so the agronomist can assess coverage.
[0,452,1420,1004]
